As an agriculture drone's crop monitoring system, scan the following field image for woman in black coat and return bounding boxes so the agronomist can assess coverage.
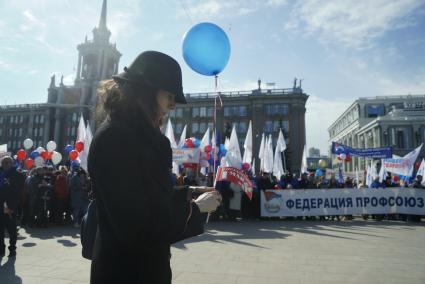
[88,51,220,284]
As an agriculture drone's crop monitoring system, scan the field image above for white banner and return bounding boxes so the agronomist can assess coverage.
[260,188,425,217]
[172,148,200,164]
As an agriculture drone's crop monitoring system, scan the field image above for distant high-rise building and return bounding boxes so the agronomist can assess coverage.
[308,147,320,157]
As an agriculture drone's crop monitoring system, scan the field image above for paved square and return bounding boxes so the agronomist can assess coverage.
[1,220,424,283]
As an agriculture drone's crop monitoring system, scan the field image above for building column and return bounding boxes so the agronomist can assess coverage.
[54,109,61,147]
[77,53,82,80]
[43,109,51,143]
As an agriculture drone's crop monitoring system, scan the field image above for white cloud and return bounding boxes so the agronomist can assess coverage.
[266,0,287,6]
[22,10,46,28]
[306,95,352,154]
[0,60,12,70]
[285,0,424,49]
[63,73,76,85]
[179,0,275,20]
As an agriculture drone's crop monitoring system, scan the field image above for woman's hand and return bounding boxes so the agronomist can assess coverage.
[194,191,221,213]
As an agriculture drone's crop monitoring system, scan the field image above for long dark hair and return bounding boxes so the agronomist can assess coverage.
[95,79,159,127]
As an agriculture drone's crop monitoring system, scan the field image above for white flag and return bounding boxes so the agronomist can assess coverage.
[378,159,387,183]
[224,125,242,169]
[263,135,274,173]
[300,144,308,174]
[178,125,187,148]
[242,121,253,164]
[383,144,423,177]
[76,114,86,142]
[258,133,265,172]
[199,127,211,172]
[272,142,284,179]
[79,122,93,172]
[276,128,286,152]
[165,118,177,149]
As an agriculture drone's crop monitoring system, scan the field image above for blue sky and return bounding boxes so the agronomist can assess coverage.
[1,0,424,153]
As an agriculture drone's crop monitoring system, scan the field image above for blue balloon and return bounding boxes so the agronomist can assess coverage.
[31,151,40,159]
[193,139,201,148]
[65,144,73,154]
[182,22,231,76]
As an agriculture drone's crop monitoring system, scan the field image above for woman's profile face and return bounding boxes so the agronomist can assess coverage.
[156,89,176,123]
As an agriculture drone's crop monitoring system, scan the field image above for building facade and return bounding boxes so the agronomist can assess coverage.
[168,85,308,173]
[328,95,425,173]
[0,0,120,154]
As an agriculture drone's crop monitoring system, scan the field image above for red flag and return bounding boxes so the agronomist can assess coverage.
[216,167,253,200]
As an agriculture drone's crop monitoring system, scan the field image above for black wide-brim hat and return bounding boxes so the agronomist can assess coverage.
[113,51,187,104]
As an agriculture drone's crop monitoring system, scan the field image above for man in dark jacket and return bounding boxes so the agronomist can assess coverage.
[88,51,220,284]
[0,156,23,257]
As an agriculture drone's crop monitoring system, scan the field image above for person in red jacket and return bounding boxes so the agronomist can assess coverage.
[53,167,69,224]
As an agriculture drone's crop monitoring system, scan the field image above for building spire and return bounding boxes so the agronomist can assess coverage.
[98,0,107,30]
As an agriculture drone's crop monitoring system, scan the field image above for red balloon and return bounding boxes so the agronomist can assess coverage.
[75,141,84,152]
[17,149,27,161]
[204,145,212,153]
[393,176,399,182]
[45,151,53,160]
[69,150,79,161]
[242,162,251,171]
[205,153,211,160]
[41,151,49,160]
[185,138,194,148]
[24,158,34,169]
[415,161,421,170]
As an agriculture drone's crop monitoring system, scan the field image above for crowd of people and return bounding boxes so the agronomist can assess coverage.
[172,168,425,223]
[0,158,91,228]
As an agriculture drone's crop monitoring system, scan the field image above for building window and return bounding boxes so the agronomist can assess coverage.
[34,128,38,137]
[207,107,214,117]
[224,106,232,117]
[71,127,76,136]
[264,121,273,132]
[239,106,247,117]
[19,128,22,137]
[175,108,183,118]
[39,128,44,137]
[176,123,183,134]
[169,110,176,118]
[0,117,3,123]
[192,107,199,118]
[67,127,71,136]
[265,104,289,116]
[273,121,280,132]
[200,107,207,117]
[239,122,248,133]
[199,122,206,133]
[208,122,214,131]
[20,116,24,123]
[72,113,77,122]
[390,127,412,149]
[366,104,385,117]
[281,120,289,131]
[0,129,2,136]
[191,123,199,133]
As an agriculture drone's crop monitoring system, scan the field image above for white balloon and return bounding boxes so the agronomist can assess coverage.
[34,156,45,167]
[23,138,34,150]
[36,147,45,153]
[339,153,347,160]
[46,141,57,152]
[51,151,62,165]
